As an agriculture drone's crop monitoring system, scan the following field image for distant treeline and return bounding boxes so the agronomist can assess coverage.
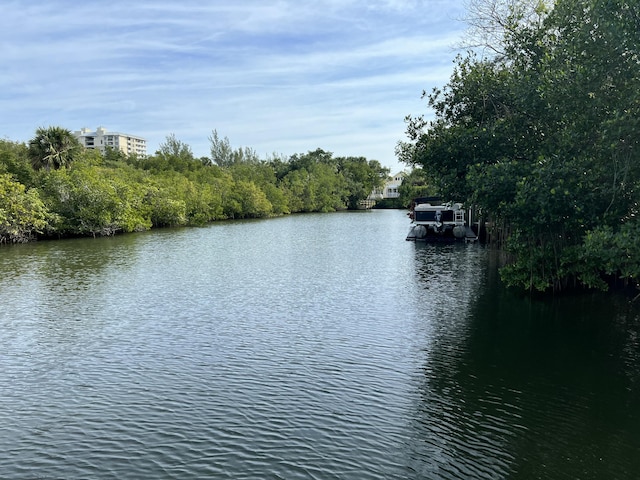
[0,128,389,243]
[399,0,640,293]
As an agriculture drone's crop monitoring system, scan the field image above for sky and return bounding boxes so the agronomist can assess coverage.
[1,0,468,173]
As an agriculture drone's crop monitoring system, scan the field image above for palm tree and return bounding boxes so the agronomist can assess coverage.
[28,126,81,171]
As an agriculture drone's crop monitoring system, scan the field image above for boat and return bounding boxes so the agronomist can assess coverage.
[405,197,477,242]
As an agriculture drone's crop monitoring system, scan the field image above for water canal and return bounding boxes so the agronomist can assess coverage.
[1,209,639,479]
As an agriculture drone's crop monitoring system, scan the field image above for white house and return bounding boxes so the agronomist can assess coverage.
[74,127,147,157]
[383,171,406,199]
[367,171,407,205]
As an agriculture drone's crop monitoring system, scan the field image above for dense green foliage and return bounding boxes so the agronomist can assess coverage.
[401,0,639,292]
[28,126,82,171]
[396,168,436,208]
[0,131,388,243]
[0,173,49,243]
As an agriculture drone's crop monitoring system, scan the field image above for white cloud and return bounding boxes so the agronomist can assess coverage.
[0,0,467,171]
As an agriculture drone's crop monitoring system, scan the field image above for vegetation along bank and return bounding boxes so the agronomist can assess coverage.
[398,0,639,294]
[0,128,389,244]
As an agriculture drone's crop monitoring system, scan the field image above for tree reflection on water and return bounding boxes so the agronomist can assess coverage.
[409,244,640,479]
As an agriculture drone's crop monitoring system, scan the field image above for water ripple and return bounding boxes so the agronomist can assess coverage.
[2,212,639,479]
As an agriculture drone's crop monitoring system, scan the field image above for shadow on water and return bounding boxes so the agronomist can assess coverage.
[408,246,640,479]
[0,234,147,354]
[2,234,142,292]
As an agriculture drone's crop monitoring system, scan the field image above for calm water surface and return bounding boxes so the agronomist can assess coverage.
[1,210,639,479]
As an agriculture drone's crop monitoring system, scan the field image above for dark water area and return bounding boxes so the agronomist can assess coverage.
[1,210,639,479]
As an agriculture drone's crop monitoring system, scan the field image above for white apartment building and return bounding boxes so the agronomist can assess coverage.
[74,127,147,157]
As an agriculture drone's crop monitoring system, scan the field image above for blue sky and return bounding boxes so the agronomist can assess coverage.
[1,0,467,173]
